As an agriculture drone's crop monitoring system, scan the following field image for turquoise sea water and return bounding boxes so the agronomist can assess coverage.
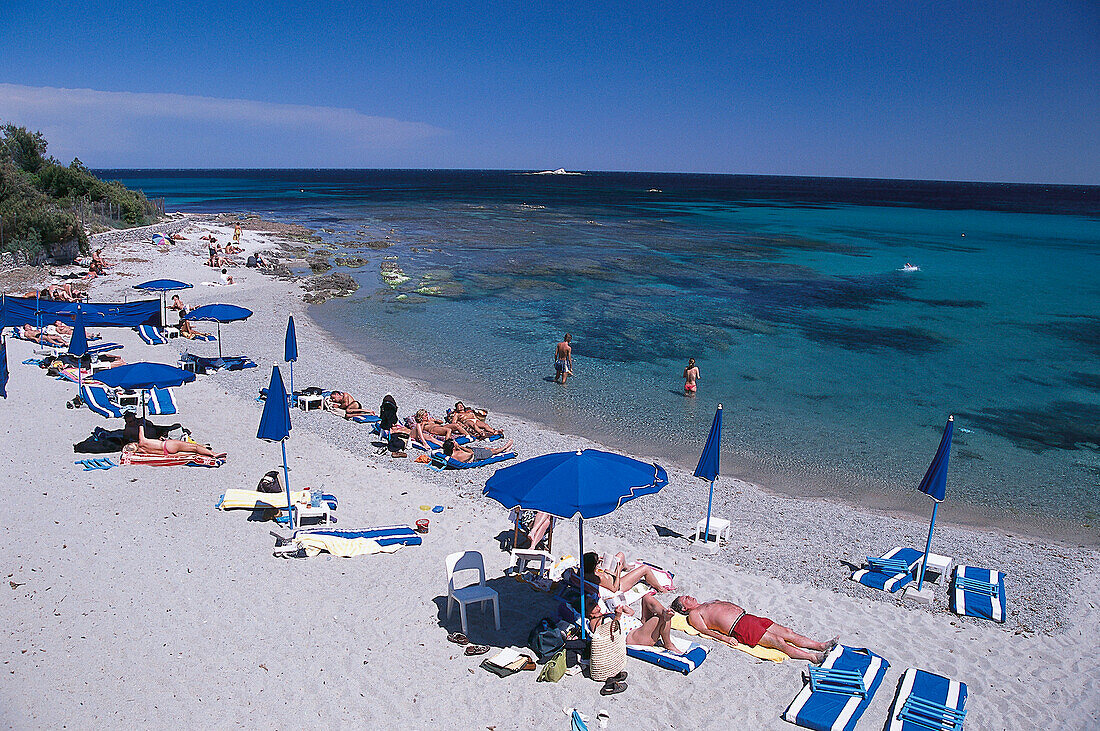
[106,171,1100,541]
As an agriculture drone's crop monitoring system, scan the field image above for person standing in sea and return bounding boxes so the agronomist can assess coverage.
[554,333,574,384]
[684,358,700,395]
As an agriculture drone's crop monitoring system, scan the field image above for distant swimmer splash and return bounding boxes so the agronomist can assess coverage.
[900,262,921,272]
[525,168,583,175]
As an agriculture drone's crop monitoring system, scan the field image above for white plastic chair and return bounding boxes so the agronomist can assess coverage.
[446,550,500,635]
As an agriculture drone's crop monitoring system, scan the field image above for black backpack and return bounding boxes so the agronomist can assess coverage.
[257,470,282,494]
[380,394,399,430]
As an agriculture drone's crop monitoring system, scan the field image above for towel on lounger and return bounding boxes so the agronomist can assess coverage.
[670,614,787,662]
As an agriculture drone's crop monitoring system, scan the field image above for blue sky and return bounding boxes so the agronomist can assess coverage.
[1,1,1097,183]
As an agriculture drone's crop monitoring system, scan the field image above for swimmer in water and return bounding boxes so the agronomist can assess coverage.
[684,358,700,395]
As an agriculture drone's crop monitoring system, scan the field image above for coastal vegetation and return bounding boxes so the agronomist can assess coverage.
[0,123,159,261]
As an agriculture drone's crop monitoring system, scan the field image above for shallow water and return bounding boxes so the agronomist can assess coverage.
[106,170,1100,541]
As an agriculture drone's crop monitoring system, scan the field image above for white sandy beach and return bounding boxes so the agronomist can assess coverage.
[2,219,1098,730]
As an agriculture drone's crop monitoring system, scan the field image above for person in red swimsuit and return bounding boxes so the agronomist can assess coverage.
[670,596,837,663]
[683,358,699,394]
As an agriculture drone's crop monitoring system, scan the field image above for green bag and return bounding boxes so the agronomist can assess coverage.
[537,648,567,683]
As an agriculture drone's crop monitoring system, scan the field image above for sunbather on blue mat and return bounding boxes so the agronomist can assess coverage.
[442,437,514,464]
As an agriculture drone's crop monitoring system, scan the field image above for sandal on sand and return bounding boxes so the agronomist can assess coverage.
[600,680,627,696]
[609,670,628,682]
[447,632,469,645]
[597,709,610,729]
[464,644,491,656]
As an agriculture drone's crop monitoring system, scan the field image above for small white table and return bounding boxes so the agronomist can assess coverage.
[693,517,731,546]
[298,395,323,412]
[510,549,555,579]
[117,392,141,408]
[903,552,954,605]
[292,503,332,527]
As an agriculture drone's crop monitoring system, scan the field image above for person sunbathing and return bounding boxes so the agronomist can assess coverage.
[448,401,503,438]
[21,324,66,347]
[441,437,514,463]
[91,248,110,270]
[408,409,472,447]
[327,391,374,418]
[583,552,668,595]
[670,596,838,663]
[588,594,682,655]
[130,421,225,460]
[177,320,210,339]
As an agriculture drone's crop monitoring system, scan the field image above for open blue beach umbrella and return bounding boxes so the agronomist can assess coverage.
[284,316,298,399]
[693,404,723,545]
[134,279,192,327]
[183,303,252,358]
[66,304,88,399]
[257,366,295,527]
[915,415,954,591]
[94,362,196,420]
[484,449,668,636]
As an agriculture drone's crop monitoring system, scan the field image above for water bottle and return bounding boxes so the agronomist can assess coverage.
[301,485,311,507]
[311,486,323,508]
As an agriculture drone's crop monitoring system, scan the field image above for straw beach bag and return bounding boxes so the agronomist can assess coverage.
[588,616,626,682]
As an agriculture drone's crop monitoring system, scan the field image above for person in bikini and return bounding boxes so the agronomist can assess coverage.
[683,358,699,394]
[588,594,683,655]
[327,391,374,419]
[130,419,225,459]
[411,409,471,443]
[21,324,66,347]
[670,596,837,663]
[177,320,210,339]
[582,551,670,595]
[448,401,502,438]
[553,333,573,384]
[441,437,514,463]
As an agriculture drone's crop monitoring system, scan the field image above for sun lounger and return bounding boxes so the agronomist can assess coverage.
[273,525,422,558]
[950,565,1006,623]
[886,667,968,731]
[180,353,256,374]
[146,386,177,415]
[627,634,708,674]
[81,384,124,418]
[850,547,924,593]
[429,450,517,470]
[136,325,169,345]
[215,489,338,511]
[782,645,890,731]
[120,451,224,467]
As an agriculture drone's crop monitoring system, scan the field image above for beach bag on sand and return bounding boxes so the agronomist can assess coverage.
[380,394,399,430]
[589,616,626,682]
[257,470,282,494]
[528,618,565,661]
[537,648,567,683]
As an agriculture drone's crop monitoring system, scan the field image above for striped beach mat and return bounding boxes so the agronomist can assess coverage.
[850,547,924,593]
[950,565,1006,623]
[782,645,890,731]
[886,668,968,731]
[627,634,707,674]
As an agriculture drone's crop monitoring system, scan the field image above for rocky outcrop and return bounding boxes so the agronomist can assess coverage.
[302,271,358,304]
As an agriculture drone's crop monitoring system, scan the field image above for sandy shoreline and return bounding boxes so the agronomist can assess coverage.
[2,216,1098,728]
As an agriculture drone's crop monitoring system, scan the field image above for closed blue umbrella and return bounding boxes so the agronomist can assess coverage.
[94,362,196,420]
[184,303,253,358]
[284,316,298,401]
[693,404,723,546]
[257,366,295,527]
[914,416,954,591]
[0,336,8,399]
[484,449,668,636]
[66,304,88,399]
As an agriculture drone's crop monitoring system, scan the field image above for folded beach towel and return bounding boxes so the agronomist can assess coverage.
[782,645,890,731]
[215,489,337,511]
[670,613,788,663]
[950,565,1006,623]
[850,547,924,593]
[627,634,708,674]
[886,667,968,731]
[120,451,223,467]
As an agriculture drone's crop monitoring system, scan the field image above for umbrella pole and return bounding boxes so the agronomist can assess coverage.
[916,502,938,592]
[289,361,294,403]
[578,517,586,640]
[217,323,223,359]
[141,390,147,422]
[704,477,716,546]
[281,440,294,529]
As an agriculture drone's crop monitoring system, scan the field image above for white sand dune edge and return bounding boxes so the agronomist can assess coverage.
[1,218,1097,729]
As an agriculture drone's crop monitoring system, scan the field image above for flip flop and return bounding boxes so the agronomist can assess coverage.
[464,644,491,656]
[609,670,628,682]
[600,681,627,696]
[597,709,610,729]
[446,632,469,645]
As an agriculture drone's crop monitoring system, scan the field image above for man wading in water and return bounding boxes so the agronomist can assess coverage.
[554,333,574,384]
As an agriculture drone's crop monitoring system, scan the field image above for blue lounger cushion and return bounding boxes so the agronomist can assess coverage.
[950,565,1006,623]
[147,386,177,415]
[887,667,968,731]
[350,414,381,423]
[293,525,422,547]
[627,637,708,674]
[782,645,890,731]
[81,384,123,419]
[850,547,924,593]
[136,325,168,345]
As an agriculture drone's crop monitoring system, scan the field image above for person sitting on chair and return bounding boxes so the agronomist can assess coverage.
[583,551,668,595]
[441,437,514,463]
[588,594,683,654]
[514,509,554,550]
[669,596,837,663]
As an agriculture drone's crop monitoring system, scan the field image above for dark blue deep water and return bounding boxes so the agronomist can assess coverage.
[103,170,1100,541]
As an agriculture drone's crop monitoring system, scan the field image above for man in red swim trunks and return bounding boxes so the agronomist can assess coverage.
[670,596,837,663]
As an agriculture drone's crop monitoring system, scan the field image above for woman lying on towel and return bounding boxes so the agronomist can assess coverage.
[583,551,671,595]
[441,437,514,463]
[21,324,67,347]
[327,391,375,419]
[128,422,226,459]
[448,401,503,438]
[410,409,472,442]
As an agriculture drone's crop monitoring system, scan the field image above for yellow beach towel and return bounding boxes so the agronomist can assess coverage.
[217,488,307,511]
[294,534,404,558]
[670,614,787,663]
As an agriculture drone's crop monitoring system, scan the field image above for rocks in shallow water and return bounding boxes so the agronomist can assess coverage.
[334,255,367,268]
[415,281,464,297]
[307,256,332,274]
[380,261,410,287]
[302,271,358,304]
[364,240,392,249]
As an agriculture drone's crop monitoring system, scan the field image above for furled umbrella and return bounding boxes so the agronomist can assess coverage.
[183,303,252,358]
[908,415,955,597]
[93,362,196,420]
[257,365,295,528]
[0,334,8,399]
[133,279,193,327]
[484,449,669,637]
[66,303,89,400]
[284,316,298,403]
[693,404,723,550]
